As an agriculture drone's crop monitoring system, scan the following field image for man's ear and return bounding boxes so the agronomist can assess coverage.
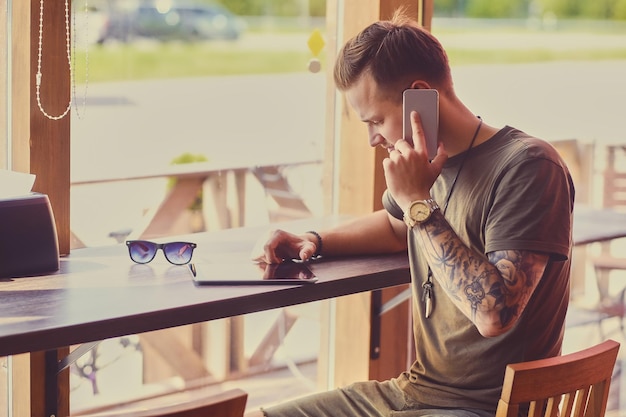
[409,80,431,89]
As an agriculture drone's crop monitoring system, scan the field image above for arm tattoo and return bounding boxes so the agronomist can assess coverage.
[418,212,547,329]
[488,249,543,326]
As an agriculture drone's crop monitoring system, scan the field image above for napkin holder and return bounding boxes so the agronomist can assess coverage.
[0,193,59,278]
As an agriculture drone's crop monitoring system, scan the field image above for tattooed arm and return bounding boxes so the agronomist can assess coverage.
[415,210,549,337]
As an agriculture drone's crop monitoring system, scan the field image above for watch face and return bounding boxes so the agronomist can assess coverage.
[410,201,430,222]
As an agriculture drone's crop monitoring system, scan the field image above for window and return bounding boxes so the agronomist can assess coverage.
[70,2,327,246]
[68,1,330,413]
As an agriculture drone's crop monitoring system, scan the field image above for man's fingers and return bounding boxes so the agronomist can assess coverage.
[298,240,318,262]
[299,247,312,262]
[429,142,448,171]
[409,110,429,156]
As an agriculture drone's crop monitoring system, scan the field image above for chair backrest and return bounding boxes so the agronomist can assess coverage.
[89,388,248,417]
[495,340,620,417]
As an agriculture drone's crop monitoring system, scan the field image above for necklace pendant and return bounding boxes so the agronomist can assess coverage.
[422,281,433,318]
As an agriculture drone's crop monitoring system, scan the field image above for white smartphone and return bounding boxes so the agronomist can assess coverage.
[403,89,439,160]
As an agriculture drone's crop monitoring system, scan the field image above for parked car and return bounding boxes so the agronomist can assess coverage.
[97,2,245,43]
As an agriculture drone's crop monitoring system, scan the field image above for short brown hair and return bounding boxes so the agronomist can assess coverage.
[333,10,451,101]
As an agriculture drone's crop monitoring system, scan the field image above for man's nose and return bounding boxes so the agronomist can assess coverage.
[369,132,384,148]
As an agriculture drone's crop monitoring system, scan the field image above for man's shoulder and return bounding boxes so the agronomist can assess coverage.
[496,126,564,162]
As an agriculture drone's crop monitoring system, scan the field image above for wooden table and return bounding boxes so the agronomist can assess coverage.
[573,204,626,246]
[0,218,410,416]
[571,204,626,311]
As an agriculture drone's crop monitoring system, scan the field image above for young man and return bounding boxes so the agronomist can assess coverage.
[250,10,574,417]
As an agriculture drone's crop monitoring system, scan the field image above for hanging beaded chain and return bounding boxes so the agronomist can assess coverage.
[72,0,89,119]
[36,0,89,121]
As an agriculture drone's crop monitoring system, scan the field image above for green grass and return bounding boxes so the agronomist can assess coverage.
[75,44,323,83]
[74,34,626,83]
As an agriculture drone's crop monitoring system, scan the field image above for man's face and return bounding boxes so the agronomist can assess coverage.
[344,72,404,153]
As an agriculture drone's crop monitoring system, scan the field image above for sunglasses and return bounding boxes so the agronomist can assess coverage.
[125,240,197,265]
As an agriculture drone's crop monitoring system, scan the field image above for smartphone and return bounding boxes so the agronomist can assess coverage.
[403,89,439,160]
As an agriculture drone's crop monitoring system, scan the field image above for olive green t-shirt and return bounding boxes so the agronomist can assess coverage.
[383,126,574,413]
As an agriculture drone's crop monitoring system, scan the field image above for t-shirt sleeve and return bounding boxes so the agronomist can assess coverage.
[484,156,573,261]
[382,189,404,221]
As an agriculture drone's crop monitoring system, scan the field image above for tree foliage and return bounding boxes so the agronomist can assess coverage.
[214,0,326,17]
[434,0,626,19]
[210,0,625,20]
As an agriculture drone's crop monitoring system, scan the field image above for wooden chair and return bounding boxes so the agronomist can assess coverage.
[565,296,626,340]
[592,145,626,304]
[74,388,248,417]
[496,339,620,417]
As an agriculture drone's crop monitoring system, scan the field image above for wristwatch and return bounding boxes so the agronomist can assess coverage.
[403,198,440,228]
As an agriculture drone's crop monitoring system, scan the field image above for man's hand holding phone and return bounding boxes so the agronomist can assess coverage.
[383,97,448,211]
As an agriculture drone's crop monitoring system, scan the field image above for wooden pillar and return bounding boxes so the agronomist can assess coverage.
[30,0,71,256]
[321,0,430,388]
[29,350,70,417]
[8,355,32,417]
[0,0,6,168]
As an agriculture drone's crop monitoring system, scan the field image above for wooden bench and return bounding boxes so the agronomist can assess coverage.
[71,156,321,246]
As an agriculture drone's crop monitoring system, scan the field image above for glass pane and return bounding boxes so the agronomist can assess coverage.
[70,3,326,247]
[69,0,328,413]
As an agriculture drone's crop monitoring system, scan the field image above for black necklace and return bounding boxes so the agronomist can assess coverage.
[423,116,483,318]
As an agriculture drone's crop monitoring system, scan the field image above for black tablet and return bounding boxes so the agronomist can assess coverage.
[189,261,317,285]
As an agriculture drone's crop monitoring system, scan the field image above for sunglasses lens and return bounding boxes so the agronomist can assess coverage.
[127,241,158,264]
[163,242,195,265]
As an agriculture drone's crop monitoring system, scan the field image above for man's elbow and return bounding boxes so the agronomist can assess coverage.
[474,316,517,338]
